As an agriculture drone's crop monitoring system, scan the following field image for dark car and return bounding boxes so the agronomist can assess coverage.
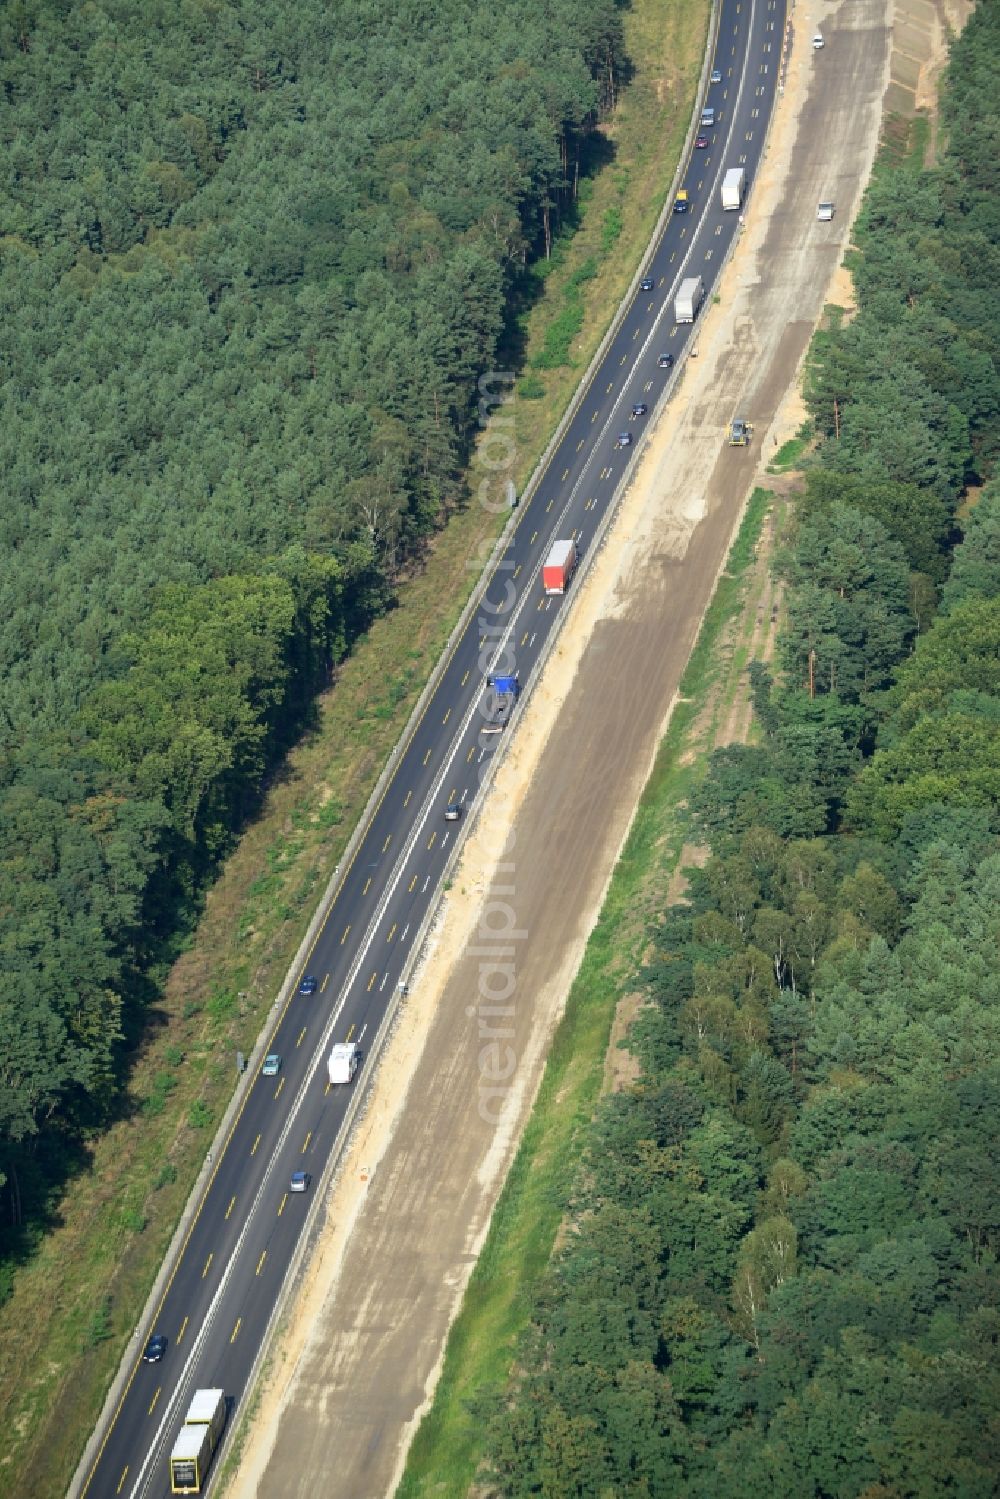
[639,275,655,292]
[298,975,318,995]
[444,803,462,822]
[616,432,633,449]
[631,403,648,419]
[695,134,710,149]
[710,67,723,84]
[290,1171,311,1194]
[657,353,675,370]
[143,1335,167,1364]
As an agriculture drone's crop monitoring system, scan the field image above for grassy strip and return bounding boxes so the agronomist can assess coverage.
[767,422,813,473]
[397,489,773,1499]
[0,1,711,1492]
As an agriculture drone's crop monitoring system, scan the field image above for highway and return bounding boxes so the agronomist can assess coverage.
[80,1,782,1493]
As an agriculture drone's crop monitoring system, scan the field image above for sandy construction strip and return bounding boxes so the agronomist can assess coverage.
[229,4,895,1495]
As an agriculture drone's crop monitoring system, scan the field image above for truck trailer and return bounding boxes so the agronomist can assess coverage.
[673,276,704,324]
[542,539,578,595]
[169,1389,226,1495]
[721,167,745,211]
[482,673,520,735]
[327,1041,360,1085]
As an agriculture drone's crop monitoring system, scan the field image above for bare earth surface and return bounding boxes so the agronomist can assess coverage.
[229,4,896,1495]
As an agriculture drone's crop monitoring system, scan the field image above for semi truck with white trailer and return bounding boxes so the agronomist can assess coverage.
[327,1041,360,1085]
[673,276,704,324]
[721,167,745,211]
[169,1389,227,1495]
[542,539,578,595]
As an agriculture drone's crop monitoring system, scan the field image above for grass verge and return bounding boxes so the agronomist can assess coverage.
[396,487,776,1499]
[0,1,710,1493]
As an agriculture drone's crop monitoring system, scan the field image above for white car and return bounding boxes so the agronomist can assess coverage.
[812,32,824,49]
[817,201,835,222]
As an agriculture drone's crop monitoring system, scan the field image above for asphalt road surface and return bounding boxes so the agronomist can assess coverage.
[79,2,781,1494]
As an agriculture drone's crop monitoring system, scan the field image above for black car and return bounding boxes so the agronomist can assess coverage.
[631,403,648,419]
[298,975,318,995]
[639,275,655,292]
[616,432,633,449]
[657,353,674,370]
[143,1334,167,1364]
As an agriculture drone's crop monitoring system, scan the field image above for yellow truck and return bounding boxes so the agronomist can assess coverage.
[169,1389,227,1494]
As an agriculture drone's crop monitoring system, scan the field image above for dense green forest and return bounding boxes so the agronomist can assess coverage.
[0,0,627,1250]
[483,9,1000,1495]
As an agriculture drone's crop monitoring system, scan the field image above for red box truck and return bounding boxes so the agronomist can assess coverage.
[542,538,578,595]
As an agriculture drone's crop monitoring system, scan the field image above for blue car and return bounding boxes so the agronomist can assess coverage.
[298,975,318,995]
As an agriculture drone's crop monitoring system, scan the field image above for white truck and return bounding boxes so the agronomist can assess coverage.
[674,275,704,324]
[721,167,745,211]
[327,1040,360,1085]
[169,1389,227,1495]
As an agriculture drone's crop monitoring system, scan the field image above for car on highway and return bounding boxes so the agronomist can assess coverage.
[262,1053,282,1077]
[631,403,648,419]
[639,275,655,292]
[298,975,318,995]
[710,67,723,83]
[812,32,824,49]
[695,134,710,149]
[657,353,675,370]
[444,803,462,821]
[615,432,633,449]
[289,1171,311,1193]
[673,190,689,214]
[143,1335,167,1364]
